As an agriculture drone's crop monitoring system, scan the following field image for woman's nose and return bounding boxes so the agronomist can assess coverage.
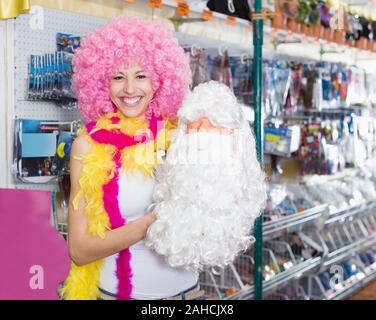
[123,78,136,95]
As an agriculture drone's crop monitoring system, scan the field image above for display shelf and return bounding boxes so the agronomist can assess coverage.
[262,205,328,241]
[201,259,321,300]
[323,235,376,268]
[327,264,376,300]
[324,201,376,226]
[244,256,322,299]
[239,200,376,299]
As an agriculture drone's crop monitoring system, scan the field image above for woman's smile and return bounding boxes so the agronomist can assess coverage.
[121,96,143,107]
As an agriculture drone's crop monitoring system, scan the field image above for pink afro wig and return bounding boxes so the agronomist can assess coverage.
[72,15,192,122]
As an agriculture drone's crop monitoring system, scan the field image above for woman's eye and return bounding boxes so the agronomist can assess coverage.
[136,75,147,79]
[113,76,123,81]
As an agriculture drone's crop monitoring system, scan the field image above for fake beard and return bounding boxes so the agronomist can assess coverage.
[145,81,267,271]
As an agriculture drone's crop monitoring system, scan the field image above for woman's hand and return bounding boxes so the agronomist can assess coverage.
[142,211,157,229]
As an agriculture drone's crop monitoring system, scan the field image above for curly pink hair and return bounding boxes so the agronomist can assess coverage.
[72,15,192,122]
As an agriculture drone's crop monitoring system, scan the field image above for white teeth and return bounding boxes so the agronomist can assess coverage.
[122,97,142,105]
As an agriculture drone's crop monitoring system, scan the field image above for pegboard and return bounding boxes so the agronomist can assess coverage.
[12,8,109,191]
[14,8,108,119]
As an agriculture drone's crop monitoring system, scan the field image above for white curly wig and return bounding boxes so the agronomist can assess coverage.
[145,81,267,271]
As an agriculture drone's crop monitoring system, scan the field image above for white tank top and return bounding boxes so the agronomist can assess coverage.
[98,170,198,300]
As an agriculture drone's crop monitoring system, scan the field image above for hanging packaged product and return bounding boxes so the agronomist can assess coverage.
[282,63,305,115]
[264,123,301,157]
[312,72,323,110]
[339,64,349,104]
[56,32,81,53]
[302,63,317,109]
[188,48,210,89]
[264,60,291,118]
[347,66,367,106]
[231,55,252,106]
[51,131,75,224]
[299,121,322,175]
[330,63,341,107]
[51,131,74,175]
[320,62,332,108]
[13,119,79,184]
[27,51,76,109]
[209,51,233,90]
[13,119,59,183]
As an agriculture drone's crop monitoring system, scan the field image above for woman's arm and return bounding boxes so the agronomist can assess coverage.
[67,135,156,266]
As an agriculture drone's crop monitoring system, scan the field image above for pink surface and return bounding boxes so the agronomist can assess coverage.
[0,188,70,300]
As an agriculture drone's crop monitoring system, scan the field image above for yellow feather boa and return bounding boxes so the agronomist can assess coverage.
[61,112,176,300]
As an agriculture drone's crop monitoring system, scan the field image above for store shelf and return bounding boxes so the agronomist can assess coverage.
[323,235,376,268]
[228,200,376,300]
[220,256,322,300]
[261,257,322,297]
[263,205,328,241]
[327,264,376,300]
[324,201,376,227]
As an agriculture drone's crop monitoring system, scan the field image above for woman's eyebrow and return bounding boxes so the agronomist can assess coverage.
[114,70,144,76]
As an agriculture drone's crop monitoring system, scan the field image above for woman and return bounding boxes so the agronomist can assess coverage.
[61,15,199,300]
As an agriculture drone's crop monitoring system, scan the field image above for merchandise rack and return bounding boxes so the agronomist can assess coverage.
[199,199,376,300]
[302,256,376,300]
[262,205,328,240]
[327,266,376,300]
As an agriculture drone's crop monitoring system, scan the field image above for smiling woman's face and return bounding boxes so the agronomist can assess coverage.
[109,64,154,119]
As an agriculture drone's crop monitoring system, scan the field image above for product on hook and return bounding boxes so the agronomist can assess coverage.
[27,51,76,109]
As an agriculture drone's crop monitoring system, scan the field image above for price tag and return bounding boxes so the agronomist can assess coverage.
[202,9,213,21]
[177,2,189,17]
[227,16,236,26]
[148,0,163,9]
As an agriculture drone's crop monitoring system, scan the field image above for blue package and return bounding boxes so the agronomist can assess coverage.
[22,133,57,158]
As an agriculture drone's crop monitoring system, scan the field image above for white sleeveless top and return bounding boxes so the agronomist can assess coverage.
[98,170,198,300]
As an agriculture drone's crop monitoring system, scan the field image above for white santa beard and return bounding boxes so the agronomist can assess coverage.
[146,131,266,271]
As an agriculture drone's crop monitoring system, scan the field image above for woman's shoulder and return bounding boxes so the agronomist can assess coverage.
[71,133,92,158]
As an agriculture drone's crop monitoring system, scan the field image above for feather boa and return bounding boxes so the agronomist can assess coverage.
[61,111,175,300]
